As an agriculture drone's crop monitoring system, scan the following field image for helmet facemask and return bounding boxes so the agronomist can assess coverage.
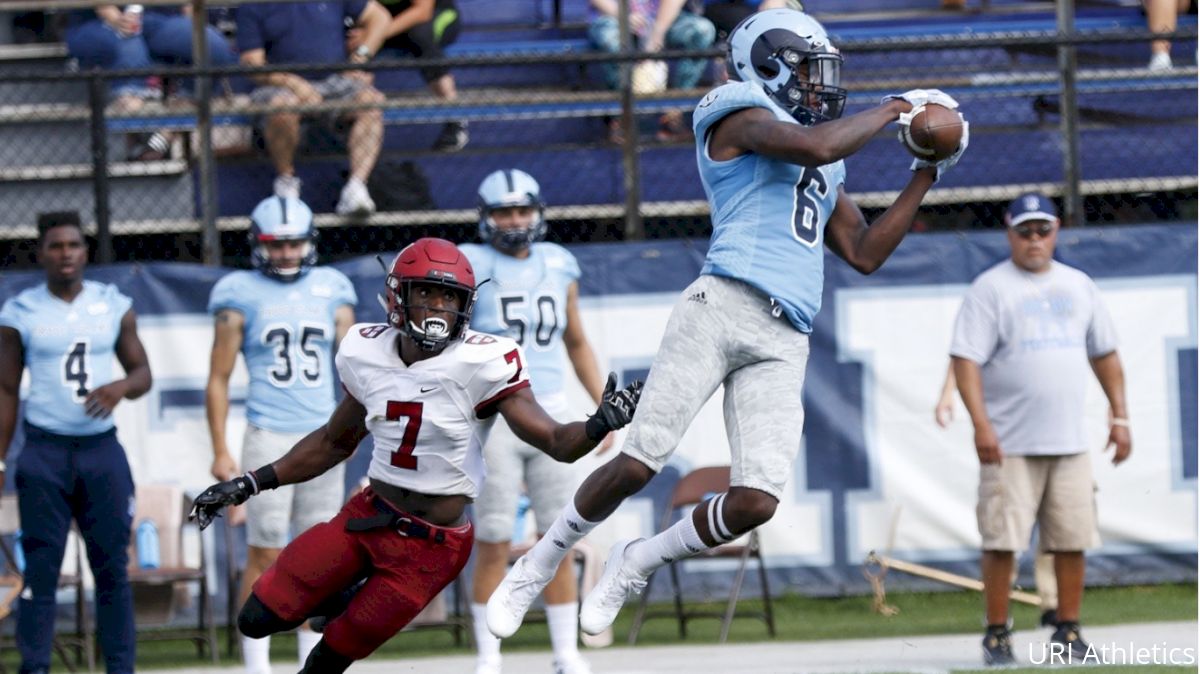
[252,237,316,281]
[385,276,476,352]
[769,46,845,125]
[483,204,546,253]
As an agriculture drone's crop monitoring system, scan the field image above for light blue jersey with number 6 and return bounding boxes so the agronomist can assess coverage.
[693,81,846,334]
[0,281,132,435]
[208,267,357,433]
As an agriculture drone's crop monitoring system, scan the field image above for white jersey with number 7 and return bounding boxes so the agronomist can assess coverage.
[335,323,530,498]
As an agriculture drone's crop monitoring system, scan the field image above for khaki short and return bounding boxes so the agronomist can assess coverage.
[242,424,345,549]
[977,453,1100,552]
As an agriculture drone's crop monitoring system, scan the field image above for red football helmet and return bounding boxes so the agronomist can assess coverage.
[385,238,477,351]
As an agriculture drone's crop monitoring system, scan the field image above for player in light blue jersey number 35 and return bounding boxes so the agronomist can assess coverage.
[489,7,970,639]
[0,211,153,674]
[462,169,612,674]
[205,196,357,674]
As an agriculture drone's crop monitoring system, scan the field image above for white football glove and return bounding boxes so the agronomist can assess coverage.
[910,118,970,183]
[881,88,960,111]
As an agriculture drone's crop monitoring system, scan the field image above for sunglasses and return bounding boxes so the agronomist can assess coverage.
[1012,222,1056,239]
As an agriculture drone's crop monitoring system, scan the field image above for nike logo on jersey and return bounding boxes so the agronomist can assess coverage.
[420,386,437,393]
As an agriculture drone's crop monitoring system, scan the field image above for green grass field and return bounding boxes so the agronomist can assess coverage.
[5,583,1191,671]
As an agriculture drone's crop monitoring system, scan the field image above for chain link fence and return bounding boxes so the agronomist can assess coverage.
[0,0,1195,269]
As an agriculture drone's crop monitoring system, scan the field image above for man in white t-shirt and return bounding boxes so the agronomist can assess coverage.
[949,193,1132,667]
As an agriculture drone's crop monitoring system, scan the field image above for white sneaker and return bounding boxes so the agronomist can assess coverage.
[552,652,592,674]
[579,539,648,636]
[273,174,301,198]
[1149,52,1174,72]
[336,179,375,216]
[486,555,553,639]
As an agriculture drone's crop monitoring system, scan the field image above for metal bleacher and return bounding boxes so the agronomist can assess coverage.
[0,0,1195,239]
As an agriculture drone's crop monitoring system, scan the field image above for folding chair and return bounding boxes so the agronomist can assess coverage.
[627,466,776,644]
[126,484,218,662]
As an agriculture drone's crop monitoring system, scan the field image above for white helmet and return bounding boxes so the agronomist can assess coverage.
[477,169,546,252]
[726,8,846,126]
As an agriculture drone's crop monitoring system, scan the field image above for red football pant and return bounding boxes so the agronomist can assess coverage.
[251,489,473,660]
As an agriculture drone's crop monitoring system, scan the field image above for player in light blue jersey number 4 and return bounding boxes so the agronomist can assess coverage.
[0,211,152,674]
[489,7,970,640]
[205,196,357,674]
[462,170,611,674]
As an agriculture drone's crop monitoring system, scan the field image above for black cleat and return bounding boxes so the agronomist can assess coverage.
[982,626,1016,666]
[1051,621,1091,660]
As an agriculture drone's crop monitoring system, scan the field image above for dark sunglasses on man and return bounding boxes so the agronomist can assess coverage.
[1013,221,1056,239]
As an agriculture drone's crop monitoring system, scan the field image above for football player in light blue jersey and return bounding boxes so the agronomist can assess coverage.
[462,169,610,674]
[0,211,152,674]
[205,195,357,674]
[488,8,970,641]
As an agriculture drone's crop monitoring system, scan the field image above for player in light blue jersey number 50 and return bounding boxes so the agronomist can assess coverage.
[205,196,357,674]
[489,7,970,640]
[0,211,152,674]
[461,169,611,674]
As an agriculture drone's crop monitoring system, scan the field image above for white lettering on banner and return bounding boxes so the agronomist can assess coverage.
[110,315,250,490]
[572,294,833,567]
[837,276,1197,563]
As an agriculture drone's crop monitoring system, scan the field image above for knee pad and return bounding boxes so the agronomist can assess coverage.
[238,593,303,639]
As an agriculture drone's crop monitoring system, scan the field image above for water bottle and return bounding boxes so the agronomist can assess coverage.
[136,520,160,569]
[13,528,24,574]
[511,494,531,544]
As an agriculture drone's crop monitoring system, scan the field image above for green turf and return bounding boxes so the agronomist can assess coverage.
[3,583,1194,670]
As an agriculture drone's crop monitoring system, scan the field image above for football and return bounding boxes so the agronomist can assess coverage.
[899,103,964,161]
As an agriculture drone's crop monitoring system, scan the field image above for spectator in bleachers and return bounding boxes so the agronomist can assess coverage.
[588,0,716,143]
[351,0,469,152]
[236,1,391,216]
[64,5,237,161]
[1144,0,1193,71]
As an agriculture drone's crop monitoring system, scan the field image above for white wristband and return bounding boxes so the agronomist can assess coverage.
[0,459,6,471]
[1111,418,1130,428]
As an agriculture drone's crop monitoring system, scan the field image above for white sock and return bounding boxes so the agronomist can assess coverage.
[628,506,708,575]
[527,501,598,575]
[472,602,501,662]
[545,602,581,659]
[241,634,271,674]
[345,176,366,190]
[297,627,322,664]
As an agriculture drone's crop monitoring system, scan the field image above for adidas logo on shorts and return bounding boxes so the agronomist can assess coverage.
[687,291,707,305]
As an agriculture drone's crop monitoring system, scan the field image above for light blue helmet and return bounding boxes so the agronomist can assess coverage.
[248,196,317,280]
[477,169,546,252]
[726,8,846,126]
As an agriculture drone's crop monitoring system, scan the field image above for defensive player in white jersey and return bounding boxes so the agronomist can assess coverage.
[189,238,642,674]
[488,8,969,640]
[462,169,609,674]
[0,211,152,674]
[205,196,357,672]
